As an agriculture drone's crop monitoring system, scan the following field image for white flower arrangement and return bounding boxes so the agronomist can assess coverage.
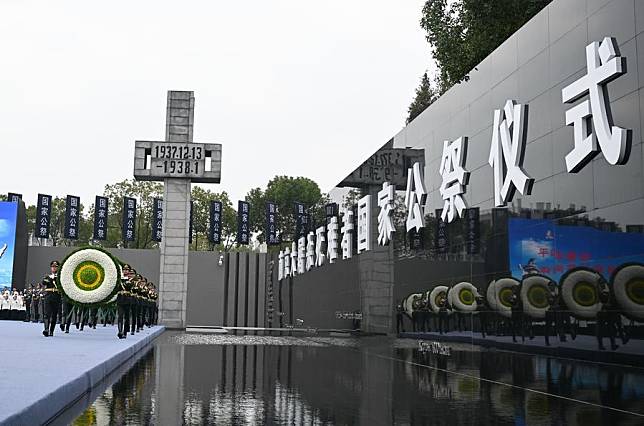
[58,247,120,305]
[560,267,602,319]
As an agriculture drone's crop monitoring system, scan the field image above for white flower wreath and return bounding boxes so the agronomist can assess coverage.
[59,248,120,304]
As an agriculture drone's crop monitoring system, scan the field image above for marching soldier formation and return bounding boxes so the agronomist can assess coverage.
[32,259,158,339]
[116,264,158,339]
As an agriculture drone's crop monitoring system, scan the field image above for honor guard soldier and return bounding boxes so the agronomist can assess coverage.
[42,261,61,337]
[31,285,41,322]
[150,286,158,325]
[437,295,449,334]
[130,274,143,335]
[476,295,490,338]
[60,283,75,333]
[597,287,619,351]
[509,287,524,343]
[395,303,405,334]
[23,285,33,322]
[117,265,134,339]
[544,282,558,346]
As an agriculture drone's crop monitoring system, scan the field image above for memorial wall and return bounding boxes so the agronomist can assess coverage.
[388,0,644,281]
[285,0,644,332]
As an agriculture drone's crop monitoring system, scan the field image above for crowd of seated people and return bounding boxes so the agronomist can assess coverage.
[0,288,27,320]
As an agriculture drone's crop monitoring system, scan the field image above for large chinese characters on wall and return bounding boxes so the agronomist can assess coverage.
[277,36,633,280]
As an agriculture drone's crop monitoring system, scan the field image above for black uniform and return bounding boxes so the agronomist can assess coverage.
[544,291,557,346]
[396,304,405,334]
[117,277,132,339]
[597,291,621,351]
[42,273,61,337]
[131,282,143,334]
[23,288,32,322]
[438,298,449,334]
[509,291,524,343]
[477,297,490,338]
[31,288,41,322]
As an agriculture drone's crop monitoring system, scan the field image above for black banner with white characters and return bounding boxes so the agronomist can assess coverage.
[35,194,52,239]
[64,195,80,240]
[189,201,194,244]
[94,196,108,240]
[122,197,137,242]
[408,228,424,250]
[325,202,338,225]
[465,207,480,255]
[266,201,279,245]
[7,193,22,203]
[294,202,306,238]
[209,200,222,244]
[435,209,448,254]
[152,197,163,242]
[237,200,250,245]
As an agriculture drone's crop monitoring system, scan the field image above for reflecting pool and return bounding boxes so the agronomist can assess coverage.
[69,332,644,425]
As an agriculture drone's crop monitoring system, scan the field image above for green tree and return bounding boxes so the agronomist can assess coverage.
[189,186,237,251]
[0,195,6,201]
[407,72,438,124]
[102,179,163,249]
[245,176,326,246]
[420,0,551,91]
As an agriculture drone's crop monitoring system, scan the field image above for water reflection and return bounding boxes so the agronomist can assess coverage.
[73,333,644,425]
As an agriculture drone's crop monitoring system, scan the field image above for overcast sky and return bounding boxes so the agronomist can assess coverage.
[0,0,431,207]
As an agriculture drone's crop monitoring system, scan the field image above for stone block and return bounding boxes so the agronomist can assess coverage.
[169,125,189,135]
[169,116,189,125]
[161,309,182,320]
[165,200,187,211]
[169,108,190,118]
[164,263,185,274]
[162,300,183,311]
[161,274,184,284]
[161,281,184,293]
[169,133,189,142]
[169,100,191,109]
[165,209,187,220]
[165,218,188,229]
[164,255,186,265]
[162,246,186,256]
[168,91,192,100]
[164,228,187,238]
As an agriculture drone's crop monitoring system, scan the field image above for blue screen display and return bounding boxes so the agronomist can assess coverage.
[508,218,644,282]
[0,201,18,290]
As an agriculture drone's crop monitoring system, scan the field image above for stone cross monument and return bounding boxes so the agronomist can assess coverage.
[133,90,222,328]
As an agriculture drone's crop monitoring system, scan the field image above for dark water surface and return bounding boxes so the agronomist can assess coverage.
[70,332,644,425]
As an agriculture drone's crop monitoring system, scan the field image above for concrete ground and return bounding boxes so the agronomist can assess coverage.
[0,321,164,425]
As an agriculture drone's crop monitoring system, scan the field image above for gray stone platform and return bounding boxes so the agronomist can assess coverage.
[400,330,644,367]
[0,321,164,425]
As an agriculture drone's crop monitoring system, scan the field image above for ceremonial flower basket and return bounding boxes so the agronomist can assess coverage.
[611,263,644,321]
[488,277,519,319]
[429,285,449,314]
[450,282,478,312]
[56,247,121,306]
[520,274,554,320]
[560,267,603,320]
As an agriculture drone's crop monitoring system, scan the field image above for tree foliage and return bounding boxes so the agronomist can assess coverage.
[245,176,328,246]
[420,0,551,91]
[189,186,237,251]
[101,179,164,249]
[406,72,438,124]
